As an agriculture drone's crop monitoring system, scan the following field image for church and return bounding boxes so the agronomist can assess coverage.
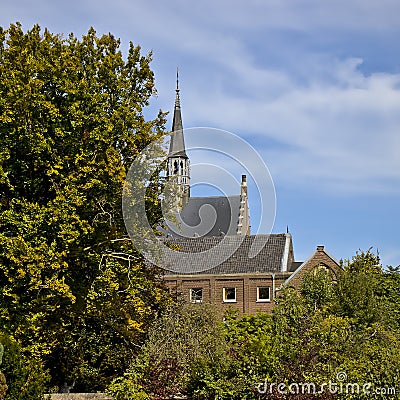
[160,76,339,314]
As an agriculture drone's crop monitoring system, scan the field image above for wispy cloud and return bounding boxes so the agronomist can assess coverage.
[1,0,399,264]
[2,0,399,196]
[179,55,400,195]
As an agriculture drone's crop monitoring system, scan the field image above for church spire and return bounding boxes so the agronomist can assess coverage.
[169,68,187,158]
[167,68,190,204]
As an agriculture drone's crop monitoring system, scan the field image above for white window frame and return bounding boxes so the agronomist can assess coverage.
[190,287,203,303]
[223,287,237,303]
[256,286,271,302]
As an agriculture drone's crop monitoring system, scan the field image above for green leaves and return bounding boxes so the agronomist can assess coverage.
[0,332,49,400]
[107,251,400,399]
[262,251,400,399]
[0,23,168,393]
[108,302,240,400]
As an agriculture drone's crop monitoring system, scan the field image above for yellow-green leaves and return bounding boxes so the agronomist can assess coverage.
[0,23,168,393]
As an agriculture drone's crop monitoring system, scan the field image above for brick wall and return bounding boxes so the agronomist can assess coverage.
[163,247,339,315]
[164,272,292,315]
[285,246,340,288]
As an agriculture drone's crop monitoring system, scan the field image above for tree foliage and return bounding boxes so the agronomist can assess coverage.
[108,302,246,400]
[0,333,48,400]
[0,23,169,392]
[111,251,400,399]
[238,251,400,399]
[145,303,223,398]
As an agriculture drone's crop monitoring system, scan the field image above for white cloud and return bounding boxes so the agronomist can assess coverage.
[179,57,400,195]
[1,0,399,266]
[116,0,400,34]
[1,0,399,196]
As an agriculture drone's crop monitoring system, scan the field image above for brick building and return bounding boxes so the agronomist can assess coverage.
[162,239,339,315]
[160,75,339,314]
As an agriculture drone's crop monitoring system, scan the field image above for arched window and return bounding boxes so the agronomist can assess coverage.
[313,263,337,281]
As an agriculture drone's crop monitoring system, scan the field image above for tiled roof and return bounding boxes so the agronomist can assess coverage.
[289,261,303,272]
[162,233,290,275]
[164,195,241,238]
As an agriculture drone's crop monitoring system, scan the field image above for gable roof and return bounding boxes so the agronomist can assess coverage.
[165,195,241,238]
[283,245,340,287]
[162,233,293,275]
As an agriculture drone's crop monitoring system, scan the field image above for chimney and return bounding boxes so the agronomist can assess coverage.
[238,174,250,235]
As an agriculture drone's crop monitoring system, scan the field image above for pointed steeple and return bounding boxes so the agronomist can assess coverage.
[167,68,190,204]
[169,68,187,158]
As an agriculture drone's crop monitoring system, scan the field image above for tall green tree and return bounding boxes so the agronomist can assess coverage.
[0,23,168,392]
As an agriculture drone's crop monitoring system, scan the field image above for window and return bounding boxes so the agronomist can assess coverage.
[257,286,271,302]
[223,287,237,303]
[190,288,203,303]
[314,263,330,275]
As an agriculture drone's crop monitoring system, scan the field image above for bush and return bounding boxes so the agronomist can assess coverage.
[0,333,49,400]
[107,302,247,399]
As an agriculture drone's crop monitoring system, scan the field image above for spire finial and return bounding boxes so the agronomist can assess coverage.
[174,67,181,108]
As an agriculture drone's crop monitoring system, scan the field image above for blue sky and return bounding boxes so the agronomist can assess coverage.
[2,0,400,266]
